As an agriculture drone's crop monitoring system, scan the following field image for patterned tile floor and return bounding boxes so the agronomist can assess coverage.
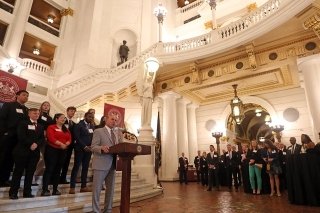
[113,182,319,213]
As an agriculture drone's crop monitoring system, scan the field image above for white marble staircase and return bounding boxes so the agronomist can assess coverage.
[0,171,163,212]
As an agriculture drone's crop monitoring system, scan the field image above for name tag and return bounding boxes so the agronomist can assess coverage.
[88,129,93,133]
[28,125,35,130]
[241,154,245,157]
[272,150,276,153]
[41,116,47,121]
[253,150,257,153]
[16,109,23,113]
[55,128,62,132]
[214,155,217,157]
[226,154,229,157]
[283,152,286,155]
[64,124,69,128]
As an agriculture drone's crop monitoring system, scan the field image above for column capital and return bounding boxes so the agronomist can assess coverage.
[187,102,199,109]
[297,53,320,70]
[177,97,191,105]
[157,91,180,100]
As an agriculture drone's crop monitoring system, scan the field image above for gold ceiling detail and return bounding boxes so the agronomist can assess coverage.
[61,7,74,17]
[190,62,202,84]
[204,21,213,30]
[247,3,257,13]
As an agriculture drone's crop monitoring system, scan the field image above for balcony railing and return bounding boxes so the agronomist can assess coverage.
[28,15,60,37]
[22,58,52,75]
[177,0,204,14]
[0,0,14,14]
[51,0,306,102]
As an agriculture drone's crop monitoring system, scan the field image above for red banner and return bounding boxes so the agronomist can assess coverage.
[0,70,28,103]
[104,103,125,128]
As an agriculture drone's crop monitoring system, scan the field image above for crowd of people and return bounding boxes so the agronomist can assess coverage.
[181,136,320,197]
[0,90,121,213]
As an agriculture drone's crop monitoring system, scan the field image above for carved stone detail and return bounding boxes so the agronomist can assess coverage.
[246,44,257,70]
[190,62,202,84]
[61,7,74,17]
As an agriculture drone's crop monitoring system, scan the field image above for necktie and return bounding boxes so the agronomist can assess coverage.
[69,119,72,127]
[229,151,232,159]
[33,122,37,131]
[111,129,116,145]
[292,145,294,154]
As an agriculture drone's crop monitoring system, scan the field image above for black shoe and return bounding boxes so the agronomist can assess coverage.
[59,180,69,184]
[31,183,39,186]
[0,182,10,187]
[23,194,35,198]
[9,194,18,200]
[52,190,61,195]
[41,190,51,196]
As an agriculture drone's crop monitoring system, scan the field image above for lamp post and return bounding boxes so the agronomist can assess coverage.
[153,3,167,42]
[230,84,244,125]
[212,132,223,156]
[206,0,217,29]
[271,125,284,143]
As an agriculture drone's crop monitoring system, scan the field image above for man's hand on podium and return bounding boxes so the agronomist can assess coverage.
[101,145,110,153]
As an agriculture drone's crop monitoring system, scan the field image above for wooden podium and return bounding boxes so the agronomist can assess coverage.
[109,142,151,213]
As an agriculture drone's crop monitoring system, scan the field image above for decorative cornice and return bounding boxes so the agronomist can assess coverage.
[61,7,74,17]
[204,21,213,30]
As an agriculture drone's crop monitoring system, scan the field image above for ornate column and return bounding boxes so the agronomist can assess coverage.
[158,91,180,181]
[5,0,34,58]
[187,103,199,160]
[176,98,191,159]
[298,54,320,139]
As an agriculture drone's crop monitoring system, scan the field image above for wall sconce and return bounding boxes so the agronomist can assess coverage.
[259,137,265,142]
[264,114,271,125]
[230,84,244,125]
[33,47,40,55]
[3,58,25,74]
[47,15,55,24]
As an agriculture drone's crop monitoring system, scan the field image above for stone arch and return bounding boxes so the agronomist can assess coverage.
[221,95,278,141]
[111,29,138,67]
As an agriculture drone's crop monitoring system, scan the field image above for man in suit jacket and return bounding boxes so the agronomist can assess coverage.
[224,144,240,191]
[178,152,188,184]
[9,108,44,199]
[60,106,76,184]
[69,112,95,194]
[207,145,220,191]
[287,137,302,155]
[91,114,122,213]
[194,150,201,183]
[0,90,29,187]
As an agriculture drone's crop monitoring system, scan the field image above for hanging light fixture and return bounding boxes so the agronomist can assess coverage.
[33,47,40,55]
[230,84,244,124]
[184,0,190,5]
[47,15,55,24]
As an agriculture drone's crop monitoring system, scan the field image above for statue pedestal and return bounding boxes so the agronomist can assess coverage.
[133,126,157,187]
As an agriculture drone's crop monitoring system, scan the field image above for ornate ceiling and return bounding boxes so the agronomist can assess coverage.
[155,15,319,106]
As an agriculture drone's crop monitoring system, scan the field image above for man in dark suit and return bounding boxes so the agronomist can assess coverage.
[60,106,76,184]
[287,137,302,155]
[224,144,240,191]
[207,145,220,191]
[69,112,95,194]
[194,150,201,183]
[91,114,122,213]
[178,152,188,184]
[0,90,29,187]
[9,108,45,199]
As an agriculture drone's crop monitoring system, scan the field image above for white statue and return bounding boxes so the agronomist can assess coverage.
[141,75,153,127]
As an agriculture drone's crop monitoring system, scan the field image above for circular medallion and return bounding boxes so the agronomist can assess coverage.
[283,108,299,122]
[137,145,142,153]
[236,62,243,69]
[0,76,19,102]
[184,76,190,83]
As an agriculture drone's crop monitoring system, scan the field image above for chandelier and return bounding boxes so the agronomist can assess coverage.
[230,84,244,124]
[33,47,40,55]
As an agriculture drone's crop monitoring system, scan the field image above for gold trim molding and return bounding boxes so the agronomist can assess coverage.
[247,3,257,12]
[61,7,74,17]
[204,21,213,30]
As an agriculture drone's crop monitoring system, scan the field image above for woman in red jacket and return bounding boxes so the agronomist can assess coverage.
[41,113,71,196]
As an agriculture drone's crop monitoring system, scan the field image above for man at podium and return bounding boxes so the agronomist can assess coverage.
[91,114,123,213]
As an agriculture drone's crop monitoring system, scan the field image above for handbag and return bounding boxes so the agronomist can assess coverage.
[266,163,271,171]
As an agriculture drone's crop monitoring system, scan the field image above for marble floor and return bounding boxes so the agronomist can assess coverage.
[113,182,319,213]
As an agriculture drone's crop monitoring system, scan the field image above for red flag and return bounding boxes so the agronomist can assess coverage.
[104,103,125,128]
[0,70,28,103]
